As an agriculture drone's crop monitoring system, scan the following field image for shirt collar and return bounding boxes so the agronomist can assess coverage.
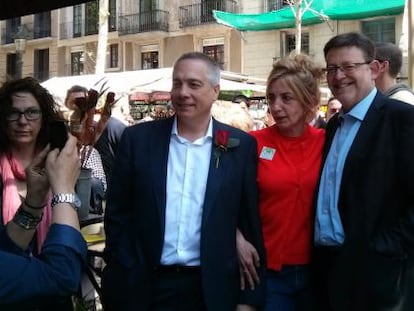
[171,116,214,142]
[341,88,377,122]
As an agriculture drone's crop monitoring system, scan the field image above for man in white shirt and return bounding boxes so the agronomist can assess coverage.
[102,52,266,311]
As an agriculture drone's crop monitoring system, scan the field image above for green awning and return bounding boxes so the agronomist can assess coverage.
[213,0,406,31]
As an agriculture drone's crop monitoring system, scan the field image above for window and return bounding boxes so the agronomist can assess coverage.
[5,17,21,44]
[6,53,17,79]
[34,12,51,38]
[109,0,117,31]
[284,33,309,55]
[34,49,49,82]
[71,52,84,75]
[85,0,99,35]
[362,18,395,43]
[201,0,225,23]
[140,0,157,11]
[109,44,118,68]
[141,51,159,69]
[203,45,224,69]
[267,0,289,11]
[73,5,82,37]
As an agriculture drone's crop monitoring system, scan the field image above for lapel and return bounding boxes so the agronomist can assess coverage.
[202,119,227,225]
[341,93,385,187]
[323,113,341,162]
[150,117,174,229]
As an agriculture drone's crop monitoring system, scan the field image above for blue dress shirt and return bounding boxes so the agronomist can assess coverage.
[314,88,377,246]
[0,224,87,305]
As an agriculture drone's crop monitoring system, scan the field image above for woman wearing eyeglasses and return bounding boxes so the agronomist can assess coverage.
[0,77,62,251]
[0,77,83,309]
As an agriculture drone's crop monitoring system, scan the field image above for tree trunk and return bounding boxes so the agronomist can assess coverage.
[295,0,302,54]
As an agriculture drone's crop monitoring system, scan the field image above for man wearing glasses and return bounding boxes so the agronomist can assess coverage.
[313,32,414,311]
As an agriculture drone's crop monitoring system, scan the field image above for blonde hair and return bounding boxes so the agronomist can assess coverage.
[267,53,324,123]
[212,101,254,132]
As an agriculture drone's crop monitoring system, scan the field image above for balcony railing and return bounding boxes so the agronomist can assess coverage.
[118,10,169,35]
[60,20,117,40]
[179,0,238,28]
[1,22,50,45]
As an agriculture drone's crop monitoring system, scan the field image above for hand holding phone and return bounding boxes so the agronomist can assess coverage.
[49,120,69,150]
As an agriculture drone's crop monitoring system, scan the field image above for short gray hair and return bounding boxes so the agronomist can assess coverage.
[174,52,220,86]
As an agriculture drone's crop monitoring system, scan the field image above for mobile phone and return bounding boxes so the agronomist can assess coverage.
[49,120,69,150]
[74,97,88,112]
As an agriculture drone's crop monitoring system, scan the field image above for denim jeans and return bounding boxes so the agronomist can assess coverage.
[265,265,313,311]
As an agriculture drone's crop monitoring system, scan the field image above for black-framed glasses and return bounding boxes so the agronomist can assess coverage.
[325,61,371,76]
[6,108,42,121]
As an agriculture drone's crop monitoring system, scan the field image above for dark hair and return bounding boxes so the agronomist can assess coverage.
[375,42,402,78]
[232,95,250,105]
[64,84,88,108]
[0,77,61,152]
[324,32,375,63]
[174,52,221,86]
[327,96,338,104]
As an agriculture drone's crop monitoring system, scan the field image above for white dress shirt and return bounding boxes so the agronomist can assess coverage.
[160,117,213,266]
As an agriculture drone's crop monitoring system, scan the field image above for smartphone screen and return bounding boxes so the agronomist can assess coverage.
[49,120,69,150]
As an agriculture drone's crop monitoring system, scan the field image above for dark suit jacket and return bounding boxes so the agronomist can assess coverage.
[102,117,266,310]
[313,92,414,311]
[94,116,126,181]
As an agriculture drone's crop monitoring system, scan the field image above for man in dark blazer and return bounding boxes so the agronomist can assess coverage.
[102,52,266,310]
[313,32,414,311]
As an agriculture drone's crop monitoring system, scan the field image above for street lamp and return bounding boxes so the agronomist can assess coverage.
[14,25,28,79]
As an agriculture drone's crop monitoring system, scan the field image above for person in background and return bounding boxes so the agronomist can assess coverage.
[0,77,62,252]
[211,100,255,132]
[314,31,414,311]
[325,97,342,121]
[0,134,86,309]
[65,85,107,214]
[232,94,251,110]
[374,42,414,104]
[102,52,266,311]
[64,85,89,138]
[94,95,127,183]
[312,110,327,129]
[237,53,325,311]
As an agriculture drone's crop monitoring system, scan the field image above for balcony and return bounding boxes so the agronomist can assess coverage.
[60,20,117,40]
[118,10,169,35]
[1,22,51,45]
[179,0,238,28]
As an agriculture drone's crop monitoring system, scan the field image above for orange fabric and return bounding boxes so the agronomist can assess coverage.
[250,124,324,271]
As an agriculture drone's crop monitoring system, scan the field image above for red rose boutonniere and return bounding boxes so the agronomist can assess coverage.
[214,130,240,168]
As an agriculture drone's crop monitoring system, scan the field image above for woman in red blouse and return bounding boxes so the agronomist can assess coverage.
[238,53,325,311]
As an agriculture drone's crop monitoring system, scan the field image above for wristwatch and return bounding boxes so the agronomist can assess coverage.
[13,208,43,230]
[51,193,81,211]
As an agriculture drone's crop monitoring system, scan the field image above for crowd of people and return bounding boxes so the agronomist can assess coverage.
[0,31,413,311]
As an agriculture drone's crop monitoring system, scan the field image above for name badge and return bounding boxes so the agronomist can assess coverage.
[259,146,276,160]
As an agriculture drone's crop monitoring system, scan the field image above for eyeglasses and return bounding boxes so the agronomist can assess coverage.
[325,61,371,76]
[6,108,42,121]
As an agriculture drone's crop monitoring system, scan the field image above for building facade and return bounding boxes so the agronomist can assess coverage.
[0,0,408,84]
